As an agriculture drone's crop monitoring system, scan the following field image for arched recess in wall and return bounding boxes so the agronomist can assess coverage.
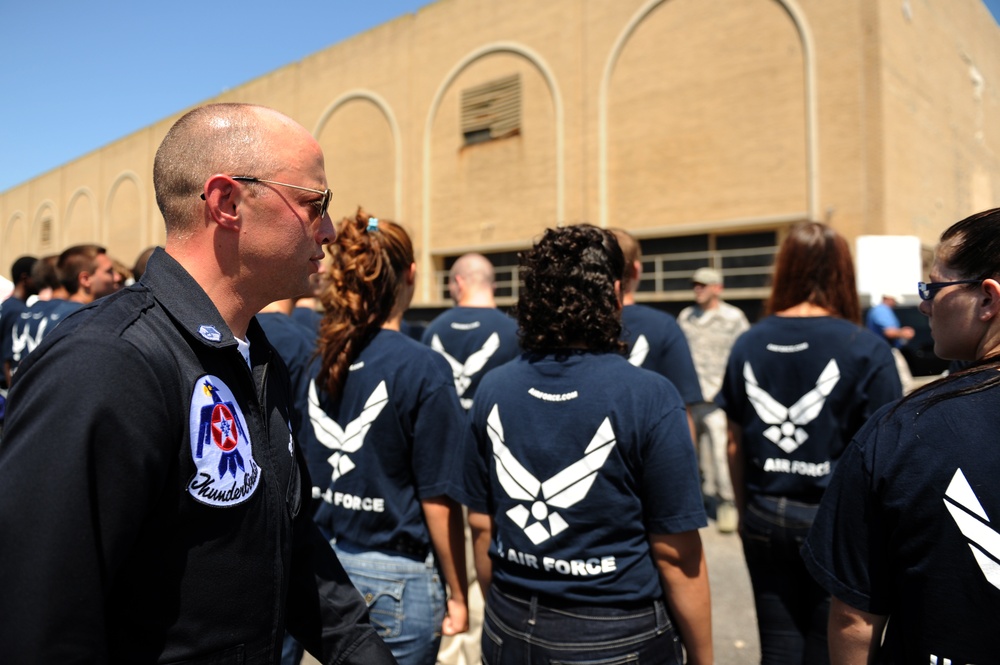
[3,212,28,269]
[32,202,57,257]
[598,0,816,228]
[421,42,565,300]
[106,172,146,263]
[63,187,100,249]
[315,91,401,221]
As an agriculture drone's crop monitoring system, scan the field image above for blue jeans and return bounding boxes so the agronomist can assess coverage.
[481,585,683,665]
[741,495,830,665]
[279,632,303,665]
[333,544,445,665]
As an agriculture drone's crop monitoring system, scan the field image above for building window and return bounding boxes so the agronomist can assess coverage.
[432,230,777,305]
[461,74,521,146]
[636,231,778,298]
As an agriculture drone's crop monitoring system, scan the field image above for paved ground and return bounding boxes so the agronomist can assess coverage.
[701,523,760,664]
[304,521,760,665]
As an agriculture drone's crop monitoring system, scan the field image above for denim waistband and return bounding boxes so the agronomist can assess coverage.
[749,494,821,512]
[493,582,661,613]
[334,534,431,562]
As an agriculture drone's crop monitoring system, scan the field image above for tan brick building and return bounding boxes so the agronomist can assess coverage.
[3,0,1000,311]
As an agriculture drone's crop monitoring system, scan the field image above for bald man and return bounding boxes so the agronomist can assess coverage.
[421,253,520,410]
[0,104,395,664]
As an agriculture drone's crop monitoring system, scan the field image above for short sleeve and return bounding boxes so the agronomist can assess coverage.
[639,396,708,534]
[714,337,746,418]
[411,353,469,501]
[801,419,892,614]
[658,323,704,406]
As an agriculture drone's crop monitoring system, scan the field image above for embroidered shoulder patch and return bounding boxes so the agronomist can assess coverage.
[187,375,260,506]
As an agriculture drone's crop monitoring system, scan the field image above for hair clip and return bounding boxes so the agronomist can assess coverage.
[366,217,379,232]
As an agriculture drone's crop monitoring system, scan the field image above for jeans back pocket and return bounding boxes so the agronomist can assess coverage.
[350,571,407,639]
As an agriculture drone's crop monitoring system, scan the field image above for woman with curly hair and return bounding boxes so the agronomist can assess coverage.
[309,208,468,665]
[803,208,1000,663]
[458,224,712,665]
[716,221,901,664]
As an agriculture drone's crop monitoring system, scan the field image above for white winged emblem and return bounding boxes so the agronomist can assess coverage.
[628,334,650,367]
[10,317,49,362]
[431,332,501,408]
[944,468,1000,591]
[744,359,840,453]
[487,405,616,545]
[308,379,389,486]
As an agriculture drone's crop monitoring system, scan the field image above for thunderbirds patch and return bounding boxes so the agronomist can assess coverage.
[187,375,260,507]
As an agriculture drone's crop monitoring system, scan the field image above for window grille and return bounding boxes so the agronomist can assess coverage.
[461,74,521,145]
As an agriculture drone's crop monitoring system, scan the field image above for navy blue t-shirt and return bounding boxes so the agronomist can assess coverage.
[2,299,82,376]
[256,312,323,504]
[257,312,316,398]
[311,329,466,557]
[803,373,1000,663]
[459,352,706,604]
[291,306,322,338]
[716,316,901,503]
[620,304,703,406]
[0,297,29,366]
[421,307,520,410]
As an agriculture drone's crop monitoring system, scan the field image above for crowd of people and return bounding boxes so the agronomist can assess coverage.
[0,101,997,665]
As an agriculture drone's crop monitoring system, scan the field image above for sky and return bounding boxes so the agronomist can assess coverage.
[0,1,431,193]
[2,0,1000,194]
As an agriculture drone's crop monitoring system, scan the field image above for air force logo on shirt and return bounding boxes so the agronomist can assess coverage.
[744,359,840,453]
[487,404,616,545]
[431,332,501,409]
[944,468,1000,591]
[11,316,50,362]
[627,334,650,367]
[187,376,260,507]
[308,379,388,486]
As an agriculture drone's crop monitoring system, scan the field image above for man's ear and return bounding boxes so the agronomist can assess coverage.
[406,262,417,286]
[202,175,242,229]
[449,274,464,300]
[979,278,1000,322]
[77,270,93,293]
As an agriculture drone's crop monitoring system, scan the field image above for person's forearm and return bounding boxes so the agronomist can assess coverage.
[422,497,469,634]
[468,510,494,595]
[828,596,887,665]
[650,532,713,665]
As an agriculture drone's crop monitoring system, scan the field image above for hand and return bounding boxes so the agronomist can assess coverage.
[441,597,469,635]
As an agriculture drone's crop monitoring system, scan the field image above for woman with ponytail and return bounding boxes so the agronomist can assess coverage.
[803,208,1000,663]
[310,208,468,665]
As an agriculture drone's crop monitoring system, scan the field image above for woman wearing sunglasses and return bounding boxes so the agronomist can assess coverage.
[803,208,1000,663]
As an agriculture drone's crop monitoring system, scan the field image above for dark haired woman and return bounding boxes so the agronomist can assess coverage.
[803,208,1000,663]
[459,224,712,664]
[310,209,468,665]
[716,221,901,664]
